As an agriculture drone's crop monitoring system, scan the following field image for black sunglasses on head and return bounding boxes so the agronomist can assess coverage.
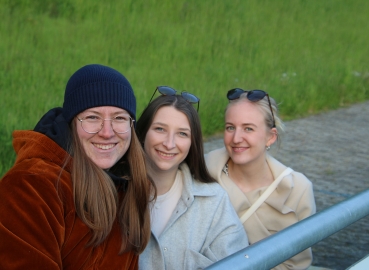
[227,88,276,128]
[149,86,200,112]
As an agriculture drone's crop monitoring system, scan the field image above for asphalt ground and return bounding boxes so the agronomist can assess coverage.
[203,101,369,270]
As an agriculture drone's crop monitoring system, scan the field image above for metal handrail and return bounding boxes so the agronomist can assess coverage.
[205,188,369,270]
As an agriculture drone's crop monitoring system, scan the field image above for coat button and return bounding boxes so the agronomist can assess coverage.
[164,247,168,251]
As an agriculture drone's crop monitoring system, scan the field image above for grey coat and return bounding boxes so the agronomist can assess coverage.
[139,163,249,270]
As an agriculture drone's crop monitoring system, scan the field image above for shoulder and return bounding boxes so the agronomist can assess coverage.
[180,163,227,196]
[0,154,73,209]
[0,160,75,239]
[267,155,312,187]
[3,167,71,194]
[188,181,237,223]
[191,176,228,198]
[205,147,228,163]
[290,170,312,187]
[179,163,230,208]
[197,180,227,194]
[204,147,229,179]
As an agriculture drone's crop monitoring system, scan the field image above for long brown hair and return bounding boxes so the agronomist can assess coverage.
[136,95,215,183]
[70,123,152,254]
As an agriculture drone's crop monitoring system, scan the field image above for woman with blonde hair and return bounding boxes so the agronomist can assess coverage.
[205,88,316,270]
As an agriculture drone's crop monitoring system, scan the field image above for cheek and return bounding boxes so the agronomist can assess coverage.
[223,132,233,143]
[178,136,192,156]
[143,133,156,156]
[257,130,269,140]
[116,135,131,159]
[143,140,150,154]
[184,141,191,153]
[76,122,85,139]
[77,130,94,148]
[143,133,152,149]
[144,130,161,148]
[117,132,131,147]
[122,132,132,143]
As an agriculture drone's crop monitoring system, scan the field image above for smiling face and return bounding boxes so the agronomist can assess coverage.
[143,106,192,175]
[75,106,132,169]
[224,100,277,167]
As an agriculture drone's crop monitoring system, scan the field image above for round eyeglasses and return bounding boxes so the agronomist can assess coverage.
[77,115,134,134]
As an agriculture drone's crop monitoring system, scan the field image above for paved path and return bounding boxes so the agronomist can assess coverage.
[204,101,369,270]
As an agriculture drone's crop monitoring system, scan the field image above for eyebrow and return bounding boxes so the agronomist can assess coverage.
[152,122,191,132]
[83,110,129,116]
[179,127,191,132]
[225,122,257,127]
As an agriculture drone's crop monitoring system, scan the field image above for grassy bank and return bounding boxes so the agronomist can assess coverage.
[1,0,368,177]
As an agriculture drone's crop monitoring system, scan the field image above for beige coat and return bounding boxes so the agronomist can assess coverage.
[205,147,316,270]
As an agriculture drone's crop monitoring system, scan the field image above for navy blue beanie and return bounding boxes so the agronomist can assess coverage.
[62,64,136,123]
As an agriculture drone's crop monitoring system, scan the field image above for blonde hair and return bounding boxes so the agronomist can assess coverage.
[226,93,285,142]
[70,122,152,254]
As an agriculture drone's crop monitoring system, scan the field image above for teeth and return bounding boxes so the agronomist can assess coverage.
[158,151,175,157]
[94,143,115,150]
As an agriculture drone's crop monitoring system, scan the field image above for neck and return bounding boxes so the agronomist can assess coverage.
[148,165,178,196]
[228,155,274,192]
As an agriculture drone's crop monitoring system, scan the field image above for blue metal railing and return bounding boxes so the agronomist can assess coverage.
[206,188,369,270]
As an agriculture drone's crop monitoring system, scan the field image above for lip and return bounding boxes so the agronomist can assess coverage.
[232,146,249,153]
[156,149,177,159]
[93,143,117,150]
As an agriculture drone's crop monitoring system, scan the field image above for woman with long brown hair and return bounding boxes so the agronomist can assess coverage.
[0,64,153,269]
[136,86,248,270]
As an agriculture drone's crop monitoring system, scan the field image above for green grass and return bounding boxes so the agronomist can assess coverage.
[1,0,369,177]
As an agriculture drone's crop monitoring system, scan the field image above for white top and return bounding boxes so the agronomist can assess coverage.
[150,170,183,236]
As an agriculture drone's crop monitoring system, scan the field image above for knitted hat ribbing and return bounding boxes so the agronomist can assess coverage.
[62,64,136,123]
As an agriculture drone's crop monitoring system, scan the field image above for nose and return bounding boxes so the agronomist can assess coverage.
[162,133,175,150]
[98,119,115,138]
[232,128,243,144]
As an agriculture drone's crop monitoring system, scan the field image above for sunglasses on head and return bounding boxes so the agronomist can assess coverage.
[227,88,276,128]
[149,86,200,112]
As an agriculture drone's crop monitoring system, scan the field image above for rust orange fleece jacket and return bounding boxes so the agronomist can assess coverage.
[0,130,137,270]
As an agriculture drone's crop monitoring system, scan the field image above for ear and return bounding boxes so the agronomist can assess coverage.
[267,127,278,147]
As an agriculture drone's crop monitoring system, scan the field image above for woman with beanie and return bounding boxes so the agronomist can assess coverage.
[136,86,248,270]
[0,64,153,269]
[205,89,316,270]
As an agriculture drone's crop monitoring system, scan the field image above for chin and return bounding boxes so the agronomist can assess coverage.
[154,162,177,172]
[231,156,251,166]
[93,160,115,170]
[98,165,112,170]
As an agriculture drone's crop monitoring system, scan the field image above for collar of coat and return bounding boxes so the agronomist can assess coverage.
[178,162,220,208]
[205,147,296,214]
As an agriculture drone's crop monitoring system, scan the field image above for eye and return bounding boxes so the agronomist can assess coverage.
[154,127,164,132]
[114,115,130,122]
[84,115,101,121]
[245,127,253,132]
[225,126,235,131]
[179,131,189,137]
